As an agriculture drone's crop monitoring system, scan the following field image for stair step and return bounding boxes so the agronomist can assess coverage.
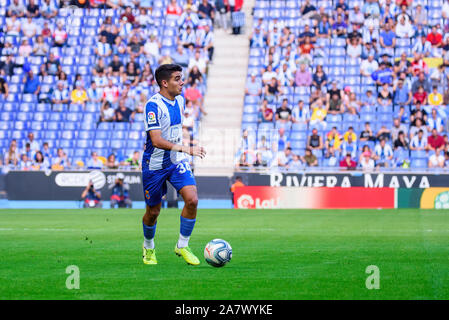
[195,0,254,173]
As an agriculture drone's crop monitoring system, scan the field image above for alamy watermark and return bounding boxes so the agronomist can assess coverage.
[65,265,80,290]
[365,265,380,290]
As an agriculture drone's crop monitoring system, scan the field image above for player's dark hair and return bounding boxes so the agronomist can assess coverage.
[155,64,183,87]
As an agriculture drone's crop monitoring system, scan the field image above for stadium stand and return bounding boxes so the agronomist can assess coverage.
[238,0,449,171]
[0,0,215,171]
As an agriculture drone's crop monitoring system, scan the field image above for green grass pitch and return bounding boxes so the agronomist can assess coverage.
[0,208,448,300]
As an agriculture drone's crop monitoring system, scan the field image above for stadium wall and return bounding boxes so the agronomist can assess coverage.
[4,171,449,209]
[231,172,449,209]
[235,172,449,188]
[233,186,449,210]
[4,170,231,201]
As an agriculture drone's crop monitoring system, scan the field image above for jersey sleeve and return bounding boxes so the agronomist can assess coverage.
[144,101,161,131]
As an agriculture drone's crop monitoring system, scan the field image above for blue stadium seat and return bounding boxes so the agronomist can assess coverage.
[73,149,89,158]
[411,150,428,159]
[127,140,142,150]
[76,140,92,149]
[80,122,96,131]
[14,121,28,131]
[59,140,74,149]
[30,121,45,131]
[0,121,11,130]
[111,140,126,149]
[46,121,62,131]
[95,131,110,140]
[78,131,95,140]
[0,128,9,137]
[114,122,130,131]
[61,130,75,140]
[410,159,427,168]
[111,131,127,140]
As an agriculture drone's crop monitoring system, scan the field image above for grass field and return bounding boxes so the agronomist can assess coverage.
[0,208,448,300]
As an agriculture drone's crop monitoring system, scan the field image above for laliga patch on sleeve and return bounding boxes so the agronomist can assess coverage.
[147,111,156,125]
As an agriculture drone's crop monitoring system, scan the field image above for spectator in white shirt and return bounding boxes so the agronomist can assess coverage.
[25,132,40,154]
[53,21,68,47]
[188,50,207,74]
[143,34,161,62]
[360,54,379,77]
[413,35,432,57]
[100,101,115,122]
[395,16,414,38]
[374,139,394,167]
[245,73,262,96]
[443,0,449,21]
[6,13,21,36]
[86,151,104,169]
[21,16,38,39]
[429,149,445,168]
[427,109,445,133]
[41,0,58,19]
[261,64,277,85]
[7,0,25,17]
[410,129,428,151]
[292,100,310,124]
[359,151,375,170]
[95,35,112,58]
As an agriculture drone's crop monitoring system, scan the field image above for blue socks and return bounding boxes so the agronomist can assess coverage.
[178,216,196,248]
[143,222,157,249]
[143,217,196,249]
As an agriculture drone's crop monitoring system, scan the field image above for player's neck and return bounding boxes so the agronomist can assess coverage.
[159,90,176,101]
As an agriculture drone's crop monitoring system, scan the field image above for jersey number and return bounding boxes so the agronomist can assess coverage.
[177,162,192,174]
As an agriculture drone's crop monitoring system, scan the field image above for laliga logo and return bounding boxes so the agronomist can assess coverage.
[237,194,281,209]
[237,194,254,209]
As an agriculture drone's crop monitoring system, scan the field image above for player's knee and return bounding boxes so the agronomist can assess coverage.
[146,206,160,221]
[185,195,198,210]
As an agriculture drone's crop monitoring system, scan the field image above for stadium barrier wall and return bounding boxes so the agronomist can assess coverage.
[4,170,231,201]
[397,188,449,209]
[234,186,449,209]
[235,172,449,188]
[233,186,395,209]
[231,172,449,209]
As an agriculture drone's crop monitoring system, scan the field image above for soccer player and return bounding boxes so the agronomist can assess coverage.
[141,64,206,266]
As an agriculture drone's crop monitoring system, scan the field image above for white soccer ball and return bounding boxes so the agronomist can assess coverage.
[204,239,232,267]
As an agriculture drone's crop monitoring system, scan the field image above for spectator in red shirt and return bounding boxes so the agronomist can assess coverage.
[396,0,412,7]
[413,85,428,104]
[339,153,357,169]
[120,6,135,24]
[299,36,314,55]
[184,80,203,103]
[427,128,445,152]
[426,25,442,47]
[167,0,183,16]
[258,98,274,123]
[411,53,428,76]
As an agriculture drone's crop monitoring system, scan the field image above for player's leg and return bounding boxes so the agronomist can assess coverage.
[141,168,169,265]
[142,202,161,249]
[169,161,200,265]
[142,202,161,265]
[178,185,198,248]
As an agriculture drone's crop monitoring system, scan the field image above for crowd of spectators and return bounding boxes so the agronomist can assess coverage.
[237,0,449,171]
[0,0,225,171]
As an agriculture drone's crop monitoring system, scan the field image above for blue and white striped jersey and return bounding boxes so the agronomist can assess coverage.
[143,92,187,170]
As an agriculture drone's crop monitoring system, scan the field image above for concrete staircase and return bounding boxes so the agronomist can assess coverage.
[194,1,254,176]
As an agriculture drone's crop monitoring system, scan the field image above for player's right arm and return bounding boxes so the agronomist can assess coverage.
[149,130,205,158]
[145,101,206,158]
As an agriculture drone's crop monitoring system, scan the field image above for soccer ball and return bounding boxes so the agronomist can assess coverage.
[204,239,232,267]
